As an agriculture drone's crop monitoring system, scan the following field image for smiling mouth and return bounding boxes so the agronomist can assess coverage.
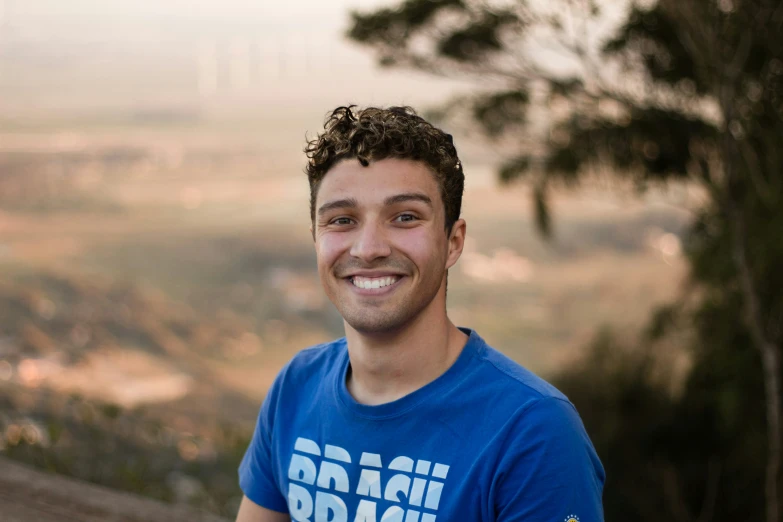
[349,275,400,289]
[344,275,405,293]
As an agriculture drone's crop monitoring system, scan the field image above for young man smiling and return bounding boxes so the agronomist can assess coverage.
[235,106,605,522]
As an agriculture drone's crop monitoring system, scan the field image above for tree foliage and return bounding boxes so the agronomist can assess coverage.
[348,0,783,519]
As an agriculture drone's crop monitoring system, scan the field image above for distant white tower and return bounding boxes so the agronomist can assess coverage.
[228,37,251,91]
[285,30,308,78]
[257,36,282,81]
[197,39,218,97]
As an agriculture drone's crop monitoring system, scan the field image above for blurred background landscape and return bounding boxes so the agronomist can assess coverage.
[1,0,781,520]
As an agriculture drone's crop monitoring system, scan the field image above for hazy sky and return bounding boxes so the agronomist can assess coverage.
[0,0,470,116]
[0,0,630,154]
[5,0,374,23]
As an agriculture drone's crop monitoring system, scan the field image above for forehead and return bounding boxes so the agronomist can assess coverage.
[317,158,441,207]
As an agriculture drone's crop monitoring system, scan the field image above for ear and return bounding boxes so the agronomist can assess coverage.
[445,219,466,270]
[309,223,314,242]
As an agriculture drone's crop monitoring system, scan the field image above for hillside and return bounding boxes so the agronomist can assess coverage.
[0,457,228,522]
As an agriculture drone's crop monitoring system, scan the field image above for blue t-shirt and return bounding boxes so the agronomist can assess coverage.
[239,329,604,521]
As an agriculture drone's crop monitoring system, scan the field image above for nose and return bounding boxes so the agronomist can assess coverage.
[350,220,391,263]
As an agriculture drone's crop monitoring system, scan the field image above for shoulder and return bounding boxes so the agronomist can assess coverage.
[258,337,346,425]
[455,333,604,517]
[287,337,347,371]
[443,331,589,445]
[274,337,347,388]
[467,330,570,404]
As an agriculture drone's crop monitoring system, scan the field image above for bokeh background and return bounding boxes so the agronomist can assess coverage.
[1,0,781,520]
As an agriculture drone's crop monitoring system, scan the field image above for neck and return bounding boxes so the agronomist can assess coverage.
[343,296,468,406]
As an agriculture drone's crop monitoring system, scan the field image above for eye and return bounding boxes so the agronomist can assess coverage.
[394,213,418,223]
[329,217,354,226]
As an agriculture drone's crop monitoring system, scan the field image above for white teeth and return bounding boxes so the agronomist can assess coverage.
[351,276,399,289]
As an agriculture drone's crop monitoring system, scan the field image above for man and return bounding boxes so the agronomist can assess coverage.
[236,106,604,522]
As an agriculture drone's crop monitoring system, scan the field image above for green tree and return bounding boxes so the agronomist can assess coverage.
[348,0,783,520]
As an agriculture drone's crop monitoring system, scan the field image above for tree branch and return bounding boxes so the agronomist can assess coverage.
[724,125,782,522]
[696,456,722,522]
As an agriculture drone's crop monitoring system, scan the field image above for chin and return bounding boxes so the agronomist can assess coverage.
[344,317,404,335]
[343,309,415,335]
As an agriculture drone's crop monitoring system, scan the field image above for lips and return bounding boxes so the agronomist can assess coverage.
[344,274,405,295]
[349,275,400,289]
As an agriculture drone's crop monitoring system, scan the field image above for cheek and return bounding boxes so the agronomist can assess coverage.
[393,229,446,268]
[316,234,348,271]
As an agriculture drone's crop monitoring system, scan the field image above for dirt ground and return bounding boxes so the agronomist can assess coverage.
[0,457,229,522]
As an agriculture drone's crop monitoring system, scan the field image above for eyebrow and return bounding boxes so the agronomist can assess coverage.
[383,192,433,208]
[317,193,433,218]
[317,197,358,217]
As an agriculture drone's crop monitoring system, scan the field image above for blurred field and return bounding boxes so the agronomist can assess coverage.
[0,118,691,385]
[0,118,690,516]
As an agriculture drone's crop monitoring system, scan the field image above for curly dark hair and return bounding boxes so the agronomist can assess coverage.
[304,105,465,235]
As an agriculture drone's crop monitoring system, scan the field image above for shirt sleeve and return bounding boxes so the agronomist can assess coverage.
[238,371,290,513]
[493,397,605,522]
